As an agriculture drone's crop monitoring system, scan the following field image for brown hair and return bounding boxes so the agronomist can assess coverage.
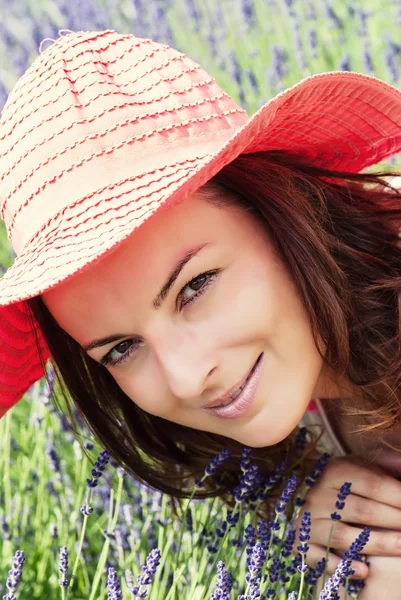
[26,149,401,520]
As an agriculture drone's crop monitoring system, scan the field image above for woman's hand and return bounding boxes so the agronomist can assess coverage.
[292,455,401,582]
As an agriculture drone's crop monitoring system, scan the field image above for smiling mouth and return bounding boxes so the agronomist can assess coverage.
[205,353,262,410]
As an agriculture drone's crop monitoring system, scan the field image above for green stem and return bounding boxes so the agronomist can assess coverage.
[66,487,93,597]
[321,521,335,590]
[297,553,307,600]
[88,487,115,600]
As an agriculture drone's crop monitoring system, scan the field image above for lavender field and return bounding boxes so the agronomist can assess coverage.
[1,0,401,598]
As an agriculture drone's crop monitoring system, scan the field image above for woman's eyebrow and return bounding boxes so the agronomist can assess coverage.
[82,241,212,352]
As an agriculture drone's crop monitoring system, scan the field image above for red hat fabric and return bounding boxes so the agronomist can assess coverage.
[1,29,401,417]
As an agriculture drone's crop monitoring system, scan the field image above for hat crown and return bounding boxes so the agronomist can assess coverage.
[0,29,248,255]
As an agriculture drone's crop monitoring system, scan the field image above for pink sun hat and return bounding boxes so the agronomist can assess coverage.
[1,29,401,418]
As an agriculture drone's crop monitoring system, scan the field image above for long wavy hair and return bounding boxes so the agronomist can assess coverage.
[26,149,401,520]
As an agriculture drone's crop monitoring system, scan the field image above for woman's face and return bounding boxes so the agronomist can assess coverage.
[41,184,348,448]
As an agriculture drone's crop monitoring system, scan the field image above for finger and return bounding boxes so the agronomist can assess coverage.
[306,488,401,530]
[324,457,401,510]
[310,518,401,557]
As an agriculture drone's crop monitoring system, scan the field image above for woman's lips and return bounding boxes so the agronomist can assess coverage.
[204,354,261,409]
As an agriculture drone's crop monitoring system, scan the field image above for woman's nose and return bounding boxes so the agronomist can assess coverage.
[154,345,216,403]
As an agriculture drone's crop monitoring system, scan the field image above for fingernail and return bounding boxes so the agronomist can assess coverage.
[352,563,365,578]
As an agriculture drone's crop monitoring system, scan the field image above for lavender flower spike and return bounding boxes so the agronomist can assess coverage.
[59,546,69,587]
[107,567,123,600]
[195,448,232,487]
[210,560,234,599]
[319,557,351,599]
[86,449,111,488]
[305,453,331,488]
[245,542,266,588]
[344,526,370,561]
[297,511,311,556]
[331,482,352,521]
[275,475,297,514]
[4,550,25,599]
[129,548,162,598]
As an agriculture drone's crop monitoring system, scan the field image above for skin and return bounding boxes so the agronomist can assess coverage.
[41,184,354,448]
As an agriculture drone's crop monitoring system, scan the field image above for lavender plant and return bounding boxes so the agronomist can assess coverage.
[1,387,371,599]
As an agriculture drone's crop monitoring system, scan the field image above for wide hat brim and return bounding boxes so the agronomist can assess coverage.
[1,69,401,413]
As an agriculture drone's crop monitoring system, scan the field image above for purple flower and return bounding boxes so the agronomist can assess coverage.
[210,561,234,599]
[233,462,263,503]
[343,527,370,562]
[240,446,253,472]
[185,0,202,32]
[226,510,240,528]
[45,443,61,474]
[338,53,351,71]
[195,448,232,487]
[295,427,308,455]
[3,550,25,599]
[215,520,228,539]
[80,504,94,516]
[318,558,351,599]
[245,542,266,588]
[206,448,232,476]
[245,524,256,553]
[304,453,331,488]
[257,520,271,550]
[331,482,352,520]
[241,0,257,29]
[59,546,69,588]
[270,45,290,89]
[228,50,243,86]
[258,460,288,501]
[275,475,297,514]
[297,511,311,556]
[346,574,367,596]
[128,548,161,598]
[269,556,284,584]
[280,524,296,558]
[86,449,110,488]
[305,556,327,587]
[107,567,123,600]
[322,0,343,30]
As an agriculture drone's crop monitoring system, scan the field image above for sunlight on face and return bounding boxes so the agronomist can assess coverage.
[41,183,337,448]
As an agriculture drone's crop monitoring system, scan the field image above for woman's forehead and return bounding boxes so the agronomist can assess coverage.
[40,194,228,307]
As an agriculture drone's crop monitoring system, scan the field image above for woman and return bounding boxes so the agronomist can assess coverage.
[1,29,401,594]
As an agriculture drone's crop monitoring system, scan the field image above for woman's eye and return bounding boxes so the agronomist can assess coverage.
[178,270,219,307]
[101,269,221,367]
[100,339,139,367]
